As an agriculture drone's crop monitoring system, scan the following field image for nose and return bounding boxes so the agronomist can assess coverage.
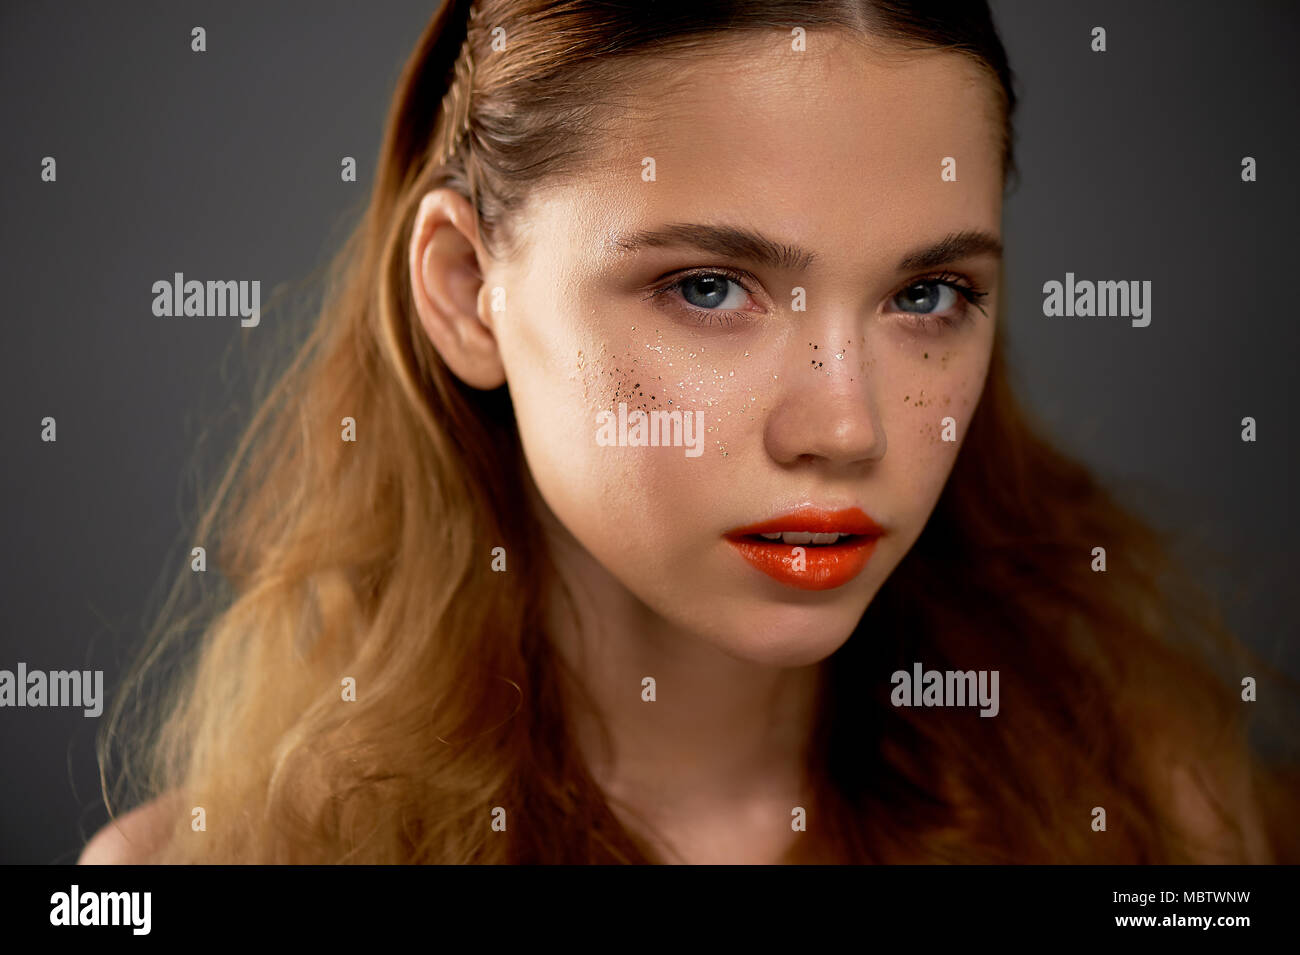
[763,336,885,470]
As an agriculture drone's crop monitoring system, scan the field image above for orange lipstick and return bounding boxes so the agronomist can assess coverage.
[724,507,884,591]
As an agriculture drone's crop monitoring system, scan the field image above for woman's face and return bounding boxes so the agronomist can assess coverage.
[481,33,1003,666]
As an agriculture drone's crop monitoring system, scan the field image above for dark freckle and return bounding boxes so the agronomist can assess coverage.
[924,352,929,359]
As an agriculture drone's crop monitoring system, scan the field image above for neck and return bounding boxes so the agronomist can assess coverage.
[535,492,824,861]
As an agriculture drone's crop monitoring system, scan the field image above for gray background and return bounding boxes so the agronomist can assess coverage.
[1,1,1295,863]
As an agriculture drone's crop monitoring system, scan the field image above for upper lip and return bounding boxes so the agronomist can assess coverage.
[724,506,884,539]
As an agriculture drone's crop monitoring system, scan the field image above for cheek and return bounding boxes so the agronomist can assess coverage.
[878,333,992,514]
[590,324,777,460]
[495,296,738,569]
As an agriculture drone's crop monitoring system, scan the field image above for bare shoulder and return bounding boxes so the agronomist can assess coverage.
[1160,754,1273,863]
[78,797,177,865]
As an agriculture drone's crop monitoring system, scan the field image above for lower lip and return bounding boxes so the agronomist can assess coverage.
[725,535,880,591]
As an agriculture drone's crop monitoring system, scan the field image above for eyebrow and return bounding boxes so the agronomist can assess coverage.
[610,223,1002,273]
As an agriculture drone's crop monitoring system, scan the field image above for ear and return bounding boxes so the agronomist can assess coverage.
[408,189,506,390]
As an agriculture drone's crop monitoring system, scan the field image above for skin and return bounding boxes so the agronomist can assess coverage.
[409,31,1004,863]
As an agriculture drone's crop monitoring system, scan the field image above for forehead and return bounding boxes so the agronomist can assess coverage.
[512,31,1004,267]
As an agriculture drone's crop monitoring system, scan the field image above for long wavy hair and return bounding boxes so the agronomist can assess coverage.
[96,0,1298,863]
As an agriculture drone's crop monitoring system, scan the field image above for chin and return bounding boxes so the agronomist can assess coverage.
[696,601,865,668]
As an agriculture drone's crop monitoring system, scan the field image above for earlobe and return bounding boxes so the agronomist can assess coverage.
[408,189,507,390]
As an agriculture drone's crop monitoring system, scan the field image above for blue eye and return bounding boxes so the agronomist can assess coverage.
[894,280,960,314]
[645,268,757,328]
[890,274,989,331]
[677,273,748,310]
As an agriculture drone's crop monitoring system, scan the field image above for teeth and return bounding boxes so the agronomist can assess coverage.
[756,531,851,545]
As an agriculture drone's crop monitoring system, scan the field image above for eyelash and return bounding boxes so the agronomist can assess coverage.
[643,267,990,330]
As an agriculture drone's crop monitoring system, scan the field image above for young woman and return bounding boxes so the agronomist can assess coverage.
[83,0,1295,864]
